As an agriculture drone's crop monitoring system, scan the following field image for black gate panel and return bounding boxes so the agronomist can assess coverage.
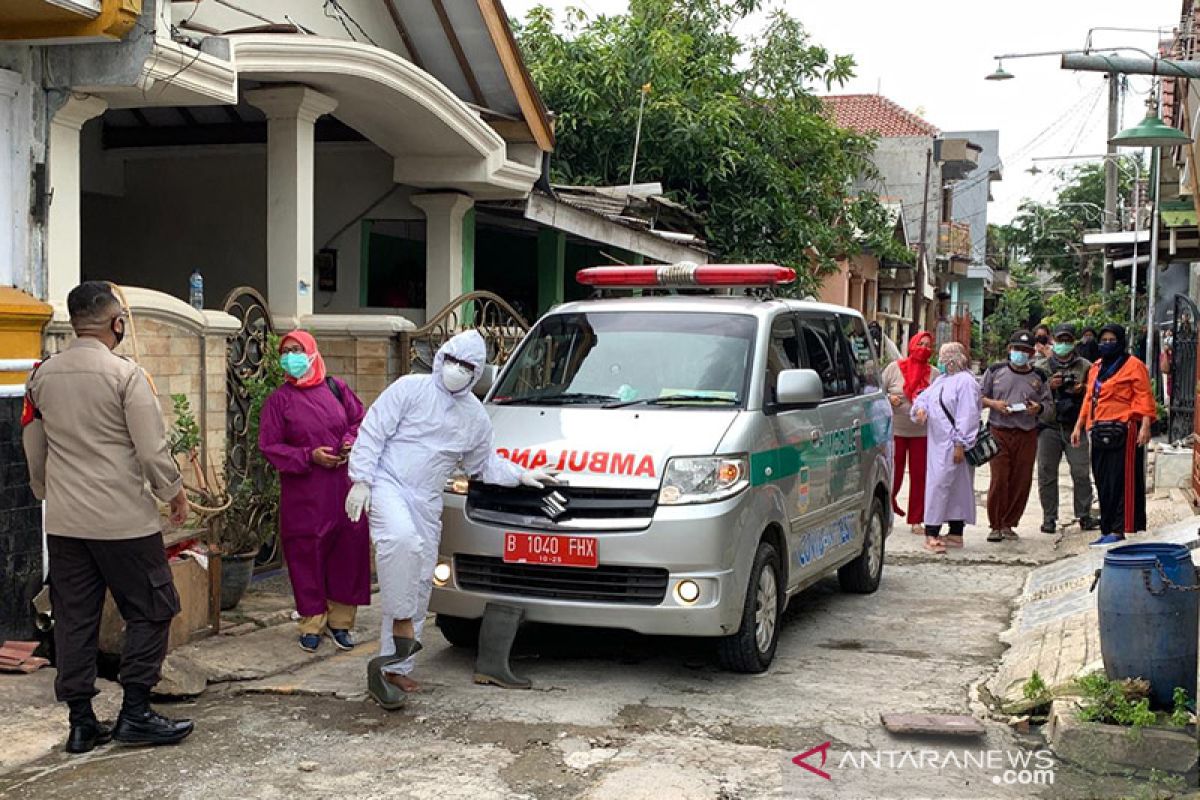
[222,288,281,571]
[1169,294,1198,444]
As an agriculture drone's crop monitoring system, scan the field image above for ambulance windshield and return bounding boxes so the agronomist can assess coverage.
[492,311,757,408]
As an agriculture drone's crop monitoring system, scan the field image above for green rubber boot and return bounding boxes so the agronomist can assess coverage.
[473,603,531,690]
[366,637,422,710]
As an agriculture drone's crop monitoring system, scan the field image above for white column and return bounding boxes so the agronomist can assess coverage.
[246,86,337,322]
[412,192,474,317]
[0,70,20,287]
[46,95,107,306]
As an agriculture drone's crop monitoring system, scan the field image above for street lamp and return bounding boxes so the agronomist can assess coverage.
[1109,112,1193,147]
[986,61,1014,81]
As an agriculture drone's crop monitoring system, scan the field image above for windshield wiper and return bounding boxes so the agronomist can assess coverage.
[605,394,740,408]
[503,392,622,406]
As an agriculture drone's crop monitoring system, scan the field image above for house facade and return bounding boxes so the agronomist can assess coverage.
[943,129,1002,333]
[823,94,981,350]
[0,0,707,636]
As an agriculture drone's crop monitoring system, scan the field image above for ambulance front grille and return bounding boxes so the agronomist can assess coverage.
[466,484,658,532]
[453,555,669,605]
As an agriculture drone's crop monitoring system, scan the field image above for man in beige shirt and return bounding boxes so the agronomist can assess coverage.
[23,281,194,753]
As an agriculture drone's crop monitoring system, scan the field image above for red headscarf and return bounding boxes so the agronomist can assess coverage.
[279,330,327,389]
[898,331,933,401]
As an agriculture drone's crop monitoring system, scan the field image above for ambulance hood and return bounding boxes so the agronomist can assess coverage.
[486,406,741,490]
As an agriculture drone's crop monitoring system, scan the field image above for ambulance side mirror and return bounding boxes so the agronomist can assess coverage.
[473,364,498,398]
[776,369,823,408]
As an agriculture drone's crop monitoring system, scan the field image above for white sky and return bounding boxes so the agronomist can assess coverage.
[503,0,1182,223]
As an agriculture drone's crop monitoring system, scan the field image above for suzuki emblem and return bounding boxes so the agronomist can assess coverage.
[541,491,569,521]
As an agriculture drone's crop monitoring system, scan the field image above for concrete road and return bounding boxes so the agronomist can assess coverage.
[3,457,1188,799]
[1,559,1100,800]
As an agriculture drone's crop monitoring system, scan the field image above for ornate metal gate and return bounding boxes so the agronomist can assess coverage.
[1169,293,1198,444]
[398,291,530,375]
[222,288,281,570]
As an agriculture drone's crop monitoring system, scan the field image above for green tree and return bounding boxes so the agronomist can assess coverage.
[515,0,910,294]
[982,266,1043,362]
[1005,162,1139,292]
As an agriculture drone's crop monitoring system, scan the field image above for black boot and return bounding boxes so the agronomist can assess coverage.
[65,699,112,754]
[473,603,531,690]
[113,684,194,747]
[366,636,422,711]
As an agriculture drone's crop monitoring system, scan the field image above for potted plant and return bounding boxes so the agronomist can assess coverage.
[169,393,271,611]
[209,480,275,610]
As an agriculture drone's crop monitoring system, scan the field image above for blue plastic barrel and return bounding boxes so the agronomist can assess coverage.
[1098,542,1199,709]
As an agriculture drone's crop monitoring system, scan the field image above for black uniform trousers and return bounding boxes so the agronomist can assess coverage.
[47,532,180,703]
[1090,422,1147,536]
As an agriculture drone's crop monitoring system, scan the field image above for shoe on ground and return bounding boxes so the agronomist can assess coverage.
[1089,533,1126,547]
[327,628,354,651]
[1079,515,1102,531]
[987,530,1004,543]
[1001,528,1020,541]
[1040,520,1057,534]
[112,710,194,747]
[65,719,113,754]
[299,633,321,653]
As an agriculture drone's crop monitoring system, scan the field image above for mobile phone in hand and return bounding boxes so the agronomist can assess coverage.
[1008,402,1027,413]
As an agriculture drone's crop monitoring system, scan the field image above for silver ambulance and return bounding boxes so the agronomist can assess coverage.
[431,264,893,673]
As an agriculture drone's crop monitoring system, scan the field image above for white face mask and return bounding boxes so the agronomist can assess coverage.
[441,362,474,393]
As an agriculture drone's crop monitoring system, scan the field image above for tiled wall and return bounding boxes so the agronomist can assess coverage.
[314,335,400,407]
[0,398,43,640]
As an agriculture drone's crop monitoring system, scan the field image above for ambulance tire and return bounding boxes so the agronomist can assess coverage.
[435,614,481,649]
[717,541,782,674]
[838,496,886,594]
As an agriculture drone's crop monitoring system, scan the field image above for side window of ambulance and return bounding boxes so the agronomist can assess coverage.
[839,314,881,393]
[764,315,800,404]
[799,316,853,399]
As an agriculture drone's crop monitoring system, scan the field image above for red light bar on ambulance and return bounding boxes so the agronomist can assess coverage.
[576,263,796,288]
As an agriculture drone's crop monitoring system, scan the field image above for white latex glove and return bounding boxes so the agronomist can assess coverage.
[345,482,371,522]
[519,469,560,489]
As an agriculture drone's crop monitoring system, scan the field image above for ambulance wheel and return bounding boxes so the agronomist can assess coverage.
[838,496,886,594]
[717,541,781,674]
[435,614,481,648]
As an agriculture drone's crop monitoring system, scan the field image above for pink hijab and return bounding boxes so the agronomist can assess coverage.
[279,330,327,389]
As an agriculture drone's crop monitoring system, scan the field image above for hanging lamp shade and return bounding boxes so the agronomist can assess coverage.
[1110,113,1193,147]
[985,62,1014,81]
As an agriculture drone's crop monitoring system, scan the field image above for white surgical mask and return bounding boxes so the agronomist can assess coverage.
[441,363,474,393]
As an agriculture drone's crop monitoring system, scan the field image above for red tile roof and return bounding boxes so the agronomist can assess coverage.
[823,94,940,137]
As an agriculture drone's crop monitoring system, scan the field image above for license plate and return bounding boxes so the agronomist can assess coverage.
[503,532,598,568]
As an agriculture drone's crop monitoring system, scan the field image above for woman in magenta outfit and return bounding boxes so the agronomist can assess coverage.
[258,331,370,653]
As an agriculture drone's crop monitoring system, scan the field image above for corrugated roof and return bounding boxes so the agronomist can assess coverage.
[823,94,939,138]
[543,185,707,245]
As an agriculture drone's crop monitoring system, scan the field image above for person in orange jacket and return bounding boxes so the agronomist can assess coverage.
[1072,323,1156,546]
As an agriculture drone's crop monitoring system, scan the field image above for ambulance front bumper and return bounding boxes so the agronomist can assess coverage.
[429,493,755,637]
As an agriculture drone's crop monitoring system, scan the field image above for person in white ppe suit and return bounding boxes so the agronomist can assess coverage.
[345,330,554,709]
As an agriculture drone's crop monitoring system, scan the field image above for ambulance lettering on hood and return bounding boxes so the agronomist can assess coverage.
[496,448,657,478]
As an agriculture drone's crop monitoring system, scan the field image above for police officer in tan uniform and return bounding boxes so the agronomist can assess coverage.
[23,281,194,753]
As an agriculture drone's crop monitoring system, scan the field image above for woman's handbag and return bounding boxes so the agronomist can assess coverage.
[938,392,1000,467]
[1090,420,1128,451]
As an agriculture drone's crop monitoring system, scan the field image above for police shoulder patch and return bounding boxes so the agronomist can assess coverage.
[20,358,46,426]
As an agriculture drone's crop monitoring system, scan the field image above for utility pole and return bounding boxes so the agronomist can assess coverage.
[1103,73,1120,291]
[912,147,933,336]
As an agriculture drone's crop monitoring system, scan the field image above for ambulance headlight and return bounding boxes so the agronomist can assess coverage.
[658,455,749,505]
[444,473,470,495]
